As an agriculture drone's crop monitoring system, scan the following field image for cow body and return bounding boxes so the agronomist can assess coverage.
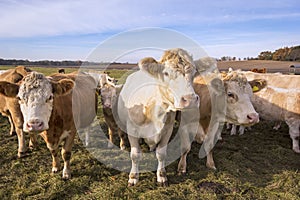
[245,72,300,152]
[0,72,97,179]
[117,49,201,186]
[0,66,37,157]
[99,83,127,150]
[177,70,260,174]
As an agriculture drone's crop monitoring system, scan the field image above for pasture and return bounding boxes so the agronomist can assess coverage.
[0,66,300,199]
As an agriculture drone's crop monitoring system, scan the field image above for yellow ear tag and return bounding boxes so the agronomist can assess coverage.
[252,86,259,92]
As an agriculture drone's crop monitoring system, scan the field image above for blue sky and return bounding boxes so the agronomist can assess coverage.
[0,0,299,62]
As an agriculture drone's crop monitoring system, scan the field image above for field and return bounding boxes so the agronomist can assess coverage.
[0,62,300,199]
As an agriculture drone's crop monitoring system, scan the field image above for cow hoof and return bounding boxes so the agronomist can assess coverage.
[293,148,300,153]
[158,181,169,187]
[127,182,135,187]
[128,178,138,187]
[52,167,59,174]
[18,151,27,158]
[10,131,17,136]
[62,174,71,180]
[177,171,187,176]
[120,145,126,151]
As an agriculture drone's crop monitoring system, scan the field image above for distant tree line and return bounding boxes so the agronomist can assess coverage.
[258,45,300,61]
[0,59,121,67]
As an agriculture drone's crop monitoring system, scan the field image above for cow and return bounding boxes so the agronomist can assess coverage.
[251,68,267,73]
[58,68,65,74]
[177,68,260,175]
[0,72,97,179]
[85,71,117,88]
[117,48,202,186]
[244,72,300,153]
[0,66,37,157]
[99,83,127,150]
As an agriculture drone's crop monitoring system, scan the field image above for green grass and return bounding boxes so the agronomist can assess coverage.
[0,67,300,199]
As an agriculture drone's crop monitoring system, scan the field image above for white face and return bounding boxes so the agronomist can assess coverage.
[100,84,117,109]
[160,67,199,110]
[18,77,54,132]
[225,81,259,125]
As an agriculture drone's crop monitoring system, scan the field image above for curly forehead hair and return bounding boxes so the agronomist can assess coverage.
[223,71,248,87]
[160,48,195,74]
[23,72,48,89]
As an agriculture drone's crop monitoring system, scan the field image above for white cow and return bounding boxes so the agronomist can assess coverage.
[117,48,201,186]
[245,72,300,153]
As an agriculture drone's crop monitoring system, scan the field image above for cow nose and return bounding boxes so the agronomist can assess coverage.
[180,94,199,108]
[247,113,259,124]
[26,119,44,131]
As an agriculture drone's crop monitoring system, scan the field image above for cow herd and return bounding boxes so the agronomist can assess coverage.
[0,48,299,187]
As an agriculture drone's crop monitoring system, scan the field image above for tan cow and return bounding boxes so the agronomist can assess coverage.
[245,72,300,153]
[0,66,37,157]
[0,72,97,179]
[99,83,127,150]
[177,69,260,174]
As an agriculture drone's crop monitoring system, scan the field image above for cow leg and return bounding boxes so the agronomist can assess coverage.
[128,136,141,186]
[206,151,216,170]
[85,131,90,147]
[287,121,300,153]
[118,129,126,150]
[238,125,245,135]
[156,145,168,186]
[29,132,38,149]
[230,124,237,135]
[107,127,114,149]
[61,135,74,179]
[15,127,26,158]
[50,148,60,173]
[8,115,16,136]
[177,125,194,175]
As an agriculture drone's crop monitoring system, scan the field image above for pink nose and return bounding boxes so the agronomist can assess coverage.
[247,113,259,124]
[26,119,44,132]
[103,102,112,108]
[180,94,199,108]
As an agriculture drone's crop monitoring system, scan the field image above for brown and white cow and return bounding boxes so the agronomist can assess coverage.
[0,72,97,179]
[99,83,127,150]
[0,66,37,157]
[245,72,300,153]
[177,68,260,174]
[117,48,202,186]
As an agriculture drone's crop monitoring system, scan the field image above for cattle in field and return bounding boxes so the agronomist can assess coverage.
[0,66,37,157]
[251,68,267,73]
[244,72,300,153]
[177,68,260,174]
[0,72,97,179]
[85,72,117,88]
[58,68,65,74]
[99,83,127,150]
[117,48,202,186]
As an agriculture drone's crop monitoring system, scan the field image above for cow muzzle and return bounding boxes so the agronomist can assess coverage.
[246,113,259,124]
[180,94,199,109]
[26,119,45,132]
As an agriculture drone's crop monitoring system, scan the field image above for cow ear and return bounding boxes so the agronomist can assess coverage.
[248,79,267,93]
[0,81,19,97]
[138,57,164,79]
[51,79,75,96]
[210,78,225,95]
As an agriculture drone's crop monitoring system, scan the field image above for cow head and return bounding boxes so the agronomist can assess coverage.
[220,71,259,125]
[0,72,74,132]
[139,48,200,110]
[100,83,118,109]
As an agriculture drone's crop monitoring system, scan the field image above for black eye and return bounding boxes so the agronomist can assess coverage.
[227,92,234,98]
[164,72,169,77]
[47,95,53,102]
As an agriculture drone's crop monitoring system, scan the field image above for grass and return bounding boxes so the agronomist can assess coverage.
[0,67,300,199]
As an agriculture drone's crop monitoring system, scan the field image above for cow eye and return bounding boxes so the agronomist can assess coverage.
[227,92,234,98]
[46,95,53,102]
[164,72,169,77]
